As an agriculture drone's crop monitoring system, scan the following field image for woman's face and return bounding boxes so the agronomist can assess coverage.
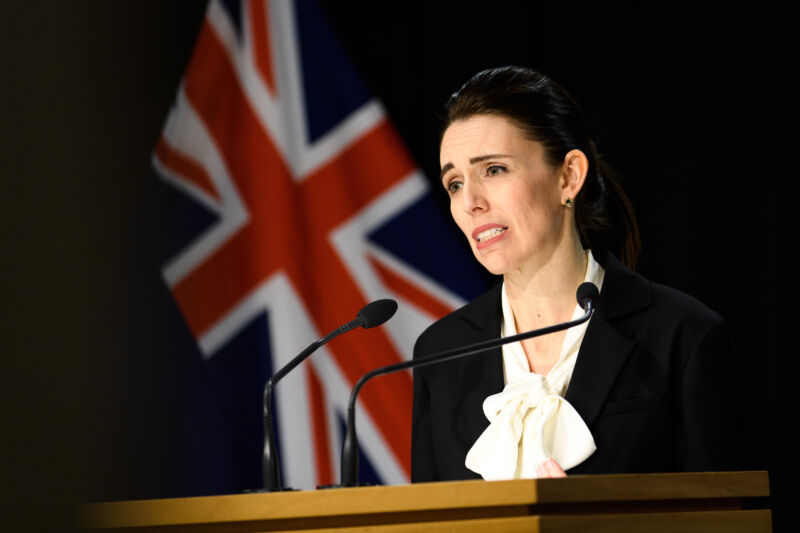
[440,114,570,276]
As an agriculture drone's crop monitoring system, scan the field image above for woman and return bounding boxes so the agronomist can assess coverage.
[411,66,745,482]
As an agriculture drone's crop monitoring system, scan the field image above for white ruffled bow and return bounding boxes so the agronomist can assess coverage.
[465,373,596,480]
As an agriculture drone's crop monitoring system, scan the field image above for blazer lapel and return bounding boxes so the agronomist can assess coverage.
[457,283,505,435]
[565,253,652,429]
[565,313,636,428]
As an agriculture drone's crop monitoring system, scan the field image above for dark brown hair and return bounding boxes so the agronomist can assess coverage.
[443,66,641,269]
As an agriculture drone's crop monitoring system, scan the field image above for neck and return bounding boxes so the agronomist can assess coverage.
[503,236,587,325]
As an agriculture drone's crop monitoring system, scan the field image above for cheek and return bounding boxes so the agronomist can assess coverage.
[524,182,559,220]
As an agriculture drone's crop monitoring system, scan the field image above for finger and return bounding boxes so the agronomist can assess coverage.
[543,458,567,478]
[536,461,549,478]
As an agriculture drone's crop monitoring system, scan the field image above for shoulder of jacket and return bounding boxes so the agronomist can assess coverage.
[413,283,501,358]
[648,281,724,325]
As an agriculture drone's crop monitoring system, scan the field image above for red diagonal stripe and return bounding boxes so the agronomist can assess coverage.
[368,255,454,321]
[155,137,221,202]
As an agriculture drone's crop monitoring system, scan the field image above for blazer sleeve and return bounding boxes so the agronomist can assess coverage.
[678,317,746,471]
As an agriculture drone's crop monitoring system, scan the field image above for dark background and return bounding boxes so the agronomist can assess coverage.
[1,1,789,531]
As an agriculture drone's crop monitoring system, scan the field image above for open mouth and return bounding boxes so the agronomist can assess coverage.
[476,227,508,242]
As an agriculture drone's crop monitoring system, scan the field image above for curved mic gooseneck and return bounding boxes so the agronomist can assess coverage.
[339,282,600,486]
[262,298,397,491]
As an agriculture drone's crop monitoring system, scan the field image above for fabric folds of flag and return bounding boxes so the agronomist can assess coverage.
[153,0,486,492]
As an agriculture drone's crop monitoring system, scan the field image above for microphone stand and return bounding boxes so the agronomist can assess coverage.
[262,330,340,492]
[262,299,397,492]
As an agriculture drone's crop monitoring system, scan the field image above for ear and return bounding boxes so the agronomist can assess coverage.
[559,149,589,203]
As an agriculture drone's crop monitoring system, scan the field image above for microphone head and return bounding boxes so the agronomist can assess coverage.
[576,282,600,311]
[357,299,398,329]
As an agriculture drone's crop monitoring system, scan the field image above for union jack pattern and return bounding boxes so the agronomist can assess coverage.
[154,0,486,490]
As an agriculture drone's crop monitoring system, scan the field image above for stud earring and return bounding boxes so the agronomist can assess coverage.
[565,198,574,208]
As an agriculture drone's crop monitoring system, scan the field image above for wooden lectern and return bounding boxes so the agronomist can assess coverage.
[82,470,771,532]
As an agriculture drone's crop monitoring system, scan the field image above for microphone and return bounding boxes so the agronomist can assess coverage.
[339,283,599,486]
[353,299,399,330]
[262,298,397,491]
[576,282,599,312]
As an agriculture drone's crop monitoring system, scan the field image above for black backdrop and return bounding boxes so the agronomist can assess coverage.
[1,1,788,531]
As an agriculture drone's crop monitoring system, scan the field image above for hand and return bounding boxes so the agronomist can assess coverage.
[536,458,567,478]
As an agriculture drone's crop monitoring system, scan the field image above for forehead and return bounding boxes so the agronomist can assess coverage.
[440,115,529,164]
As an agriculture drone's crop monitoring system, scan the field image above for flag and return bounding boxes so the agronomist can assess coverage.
[153,0,487,492]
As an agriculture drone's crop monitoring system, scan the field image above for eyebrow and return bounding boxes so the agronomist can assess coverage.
[440,154,512,181]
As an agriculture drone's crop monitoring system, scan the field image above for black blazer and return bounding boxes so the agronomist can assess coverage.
[411,253,745,482]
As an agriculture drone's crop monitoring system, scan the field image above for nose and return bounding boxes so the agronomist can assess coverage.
[460,180,488,215]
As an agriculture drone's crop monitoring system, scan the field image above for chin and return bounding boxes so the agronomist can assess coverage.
[475,257,508,277]
[473,245,520,277]
[484,265,506,276]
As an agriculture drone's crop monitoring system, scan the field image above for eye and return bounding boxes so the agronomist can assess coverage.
[446,180,463,194]
[486,164,506,176]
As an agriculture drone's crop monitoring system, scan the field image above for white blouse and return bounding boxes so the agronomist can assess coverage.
[465,250,605,480]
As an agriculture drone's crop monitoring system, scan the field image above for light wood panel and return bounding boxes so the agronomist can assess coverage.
[81,471,771,532]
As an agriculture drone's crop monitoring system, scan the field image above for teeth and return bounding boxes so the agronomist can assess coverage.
[477,227,506,242]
